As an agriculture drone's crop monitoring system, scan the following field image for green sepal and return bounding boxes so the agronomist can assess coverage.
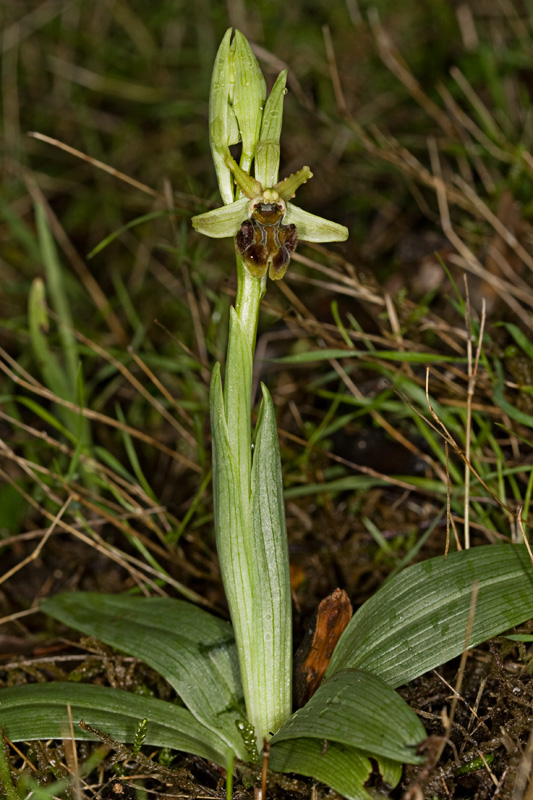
[191,197,249,238]
[284,202,349,242]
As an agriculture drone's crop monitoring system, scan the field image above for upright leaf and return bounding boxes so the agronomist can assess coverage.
[210,362,258,745]
[248,384,292,738]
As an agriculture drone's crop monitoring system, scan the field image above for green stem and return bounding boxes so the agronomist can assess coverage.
[0,738,18,800]
[234,253,265,353]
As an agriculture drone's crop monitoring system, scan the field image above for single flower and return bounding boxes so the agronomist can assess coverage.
[192,151,349,280]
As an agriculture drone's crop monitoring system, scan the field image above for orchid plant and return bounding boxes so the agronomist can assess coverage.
[191,28,348,750]
[3,29,533,800]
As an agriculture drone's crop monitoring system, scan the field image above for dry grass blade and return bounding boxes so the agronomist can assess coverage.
[127,347,195,429]
[427,137,533,329]
[0,349,201,472]
[59,320,197,449]
[64,704,81,800]
[0,465,211,607]
[0,497,71,588]
[368,7,456,138]
[463,285,487,549]
[28,132,162,199]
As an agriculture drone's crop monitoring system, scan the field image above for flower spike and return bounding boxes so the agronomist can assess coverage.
[194,29,348,281]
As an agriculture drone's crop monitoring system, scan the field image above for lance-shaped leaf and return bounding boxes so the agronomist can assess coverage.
[270,669,425,764]
[41,593,248,759]
[0,683,228,766]
[211,328,292,748]
[327,544,533,688]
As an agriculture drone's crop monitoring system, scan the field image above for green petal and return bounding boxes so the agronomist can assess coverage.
[285,203,349,243]
[225,151,263,199]
[275,166,313,202]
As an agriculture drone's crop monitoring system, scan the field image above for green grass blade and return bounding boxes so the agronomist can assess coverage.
[274,349,464,364]
[35,202,79,391]
[0,682,228,766]
[499,322,533,361]
[284,476,389,498]
[0,195,41,263]
[40,593,247,759]
[493,357,533,428]
[270,670,425,764]
[115,403,157,500]
[15,396,76,444]
[87,210,169,258]
[28,278,72,402]
[327,545,533,688]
